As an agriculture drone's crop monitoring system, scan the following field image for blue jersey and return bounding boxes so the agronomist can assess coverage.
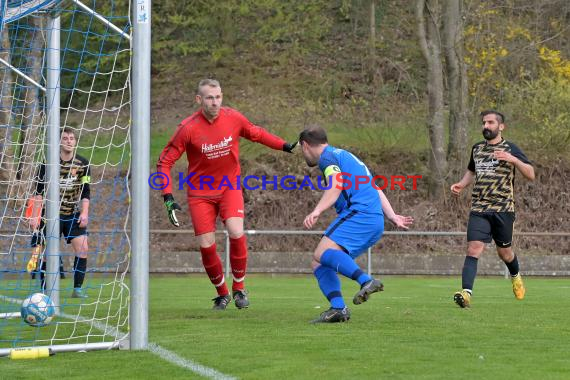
[318,145,382,215]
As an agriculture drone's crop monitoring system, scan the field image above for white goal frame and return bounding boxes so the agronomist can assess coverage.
[0,0,150,356]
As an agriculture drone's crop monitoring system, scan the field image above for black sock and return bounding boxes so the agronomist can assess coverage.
[73,257,87,288]
[40,260,46,292]
[60,257,65,279]
[461,256,478,292]
[505,255,520,276]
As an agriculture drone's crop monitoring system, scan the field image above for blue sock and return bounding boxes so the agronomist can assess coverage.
[314,265,345,309]
[320,249,372,286]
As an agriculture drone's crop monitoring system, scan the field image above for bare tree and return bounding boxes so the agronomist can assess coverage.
[0,16,45,222]
[369,0,376,60]
[416,0,447,199]
[367,0,382,91]
[15,15,44,185]
[0,27,13,183]
[443,0,468,172]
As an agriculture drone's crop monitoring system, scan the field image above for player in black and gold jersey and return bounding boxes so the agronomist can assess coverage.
[28,127,91,298]
[450,110,535,308]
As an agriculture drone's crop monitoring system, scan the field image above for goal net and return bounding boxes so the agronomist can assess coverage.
[0,0,133,354]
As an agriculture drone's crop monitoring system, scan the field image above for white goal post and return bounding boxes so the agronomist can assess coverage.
[0,0,150,355]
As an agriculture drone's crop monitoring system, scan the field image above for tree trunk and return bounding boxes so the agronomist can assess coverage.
[369,0,376,59]
[0,26,14,224]
[367,0,382,91]
[416,0,447,199]
[13,15,44,210]
[443,0,468,175]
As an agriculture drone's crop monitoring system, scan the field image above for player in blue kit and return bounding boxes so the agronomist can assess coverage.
[299,125,413,323]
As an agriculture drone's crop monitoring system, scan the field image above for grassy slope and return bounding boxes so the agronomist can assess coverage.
[2,275,570,379]
[77,1,568,166]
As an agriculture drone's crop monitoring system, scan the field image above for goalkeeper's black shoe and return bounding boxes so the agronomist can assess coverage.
[212,294,231,310]
[233,290,249,309]
[353,279,384,305]
[311,307,351,324]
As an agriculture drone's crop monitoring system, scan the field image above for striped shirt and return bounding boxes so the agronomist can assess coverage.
[35,154,91,216]
[467,139,531,212]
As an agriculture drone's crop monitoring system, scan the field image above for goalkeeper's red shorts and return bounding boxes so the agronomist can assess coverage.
[188,189,244,236]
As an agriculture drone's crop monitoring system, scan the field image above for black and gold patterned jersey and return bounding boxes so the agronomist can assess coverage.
[35,154,91,216]
[467,139,531,212]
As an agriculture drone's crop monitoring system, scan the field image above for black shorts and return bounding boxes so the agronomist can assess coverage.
[467,211,515,247]
[31,212,88,247]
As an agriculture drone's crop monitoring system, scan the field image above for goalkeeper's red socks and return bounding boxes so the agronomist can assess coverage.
[200,244,228,296]
[230,235,247,292]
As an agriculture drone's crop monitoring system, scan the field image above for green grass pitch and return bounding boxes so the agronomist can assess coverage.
[2,275,570,379]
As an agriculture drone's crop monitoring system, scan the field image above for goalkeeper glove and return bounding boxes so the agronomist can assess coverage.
[27,246,41,273]
[163,194,182,227]
[283,141,298,153]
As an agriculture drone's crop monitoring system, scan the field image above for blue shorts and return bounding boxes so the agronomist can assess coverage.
[324,210,384,258]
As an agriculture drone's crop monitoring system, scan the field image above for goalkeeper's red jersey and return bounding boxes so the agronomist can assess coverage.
[157,107,286,197]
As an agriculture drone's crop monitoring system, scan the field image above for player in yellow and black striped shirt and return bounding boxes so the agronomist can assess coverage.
[450,110,535,308]
[28,127,91,298]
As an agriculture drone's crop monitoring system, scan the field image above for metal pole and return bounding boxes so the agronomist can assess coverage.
[130,0,150,350]
[46,14,60,310]
[367,247,372,275]
[0,57,46,91]
[71,0,131,41]
[225,231,230,280]
[0,341,121,357]
[137,229,570,238]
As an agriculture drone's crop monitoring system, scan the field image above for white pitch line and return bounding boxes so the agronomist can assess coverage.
[149,343,237,380]
[1,293,236,379]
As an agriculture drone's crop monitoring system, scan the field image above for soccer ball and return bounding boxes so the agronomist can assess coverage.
[21,293,55,327]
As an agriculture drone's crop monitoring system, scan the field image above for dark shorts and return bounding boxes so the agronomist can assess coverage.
[31,212,88,247]
[467,211,515,248]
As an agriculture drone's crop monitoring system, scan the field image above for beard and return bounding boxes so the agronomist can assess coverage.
[482,128,499,140]
[205,107,219,118]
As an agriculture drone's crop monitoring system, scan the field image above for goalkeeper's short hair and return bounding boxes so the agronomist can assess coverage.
[198,78,221,94]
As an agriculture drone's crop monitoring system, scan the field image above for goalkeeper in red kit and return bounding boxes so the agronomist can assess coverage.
[157,79,296,310]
